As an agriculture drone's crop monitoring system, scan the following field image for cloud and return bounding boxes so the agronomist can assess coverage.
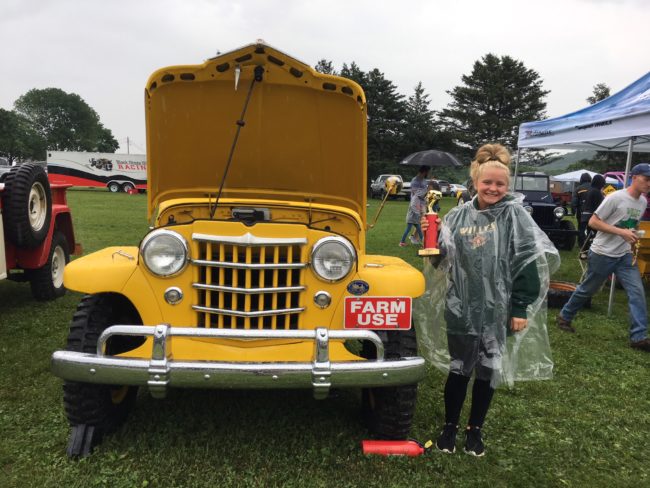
[1,0,648,152]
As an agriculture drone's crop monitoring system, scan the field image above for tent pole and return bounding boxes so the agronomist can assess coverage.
[608,137,636,316]
[622,137,635,188]
[514,147,521,182]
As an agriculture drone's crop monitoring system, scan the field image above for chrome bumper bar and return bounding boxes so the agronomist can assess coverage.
[51,325,425,400]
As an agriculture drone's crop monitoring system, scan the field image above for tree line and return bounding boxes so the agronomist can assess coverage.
[0,88,118,163]
[1,56,614,179]
[316,54,552,180]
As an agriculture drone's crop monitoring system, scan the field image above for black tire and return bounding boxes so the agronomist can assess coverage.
[361,328,418,439]
[547,281,591,309]
[63,294,144,437]
[107,182,121,193]
[1,163,52,248]
[556,220,577,251]
[29,230,69,300]
[122,182,134,193]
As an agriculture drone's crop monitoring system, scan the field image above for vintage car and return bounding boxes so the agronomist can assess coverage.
[514,172,578,250]
[51,42,426,456]
[1,163,80,299]
[369,174,410,200]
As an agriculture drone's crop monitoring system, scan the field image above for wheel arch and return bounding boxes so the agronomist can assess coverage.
[64,247,164,324]
[53,210,77,255]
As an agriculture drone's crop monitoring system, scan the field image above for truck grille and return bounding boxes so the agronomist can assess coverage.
[532,206,555,227]
[192,233,307,329]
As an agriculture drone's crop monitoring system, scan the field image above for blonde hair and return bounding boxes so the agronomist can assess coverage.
[470,143,511,185]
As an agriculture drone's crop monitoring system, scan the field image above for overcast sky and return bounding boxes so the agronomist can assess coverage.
[2,0,648,154]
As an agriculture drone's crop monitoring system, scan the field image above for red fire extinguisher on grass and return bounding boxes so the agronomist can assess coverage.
[361,439,433,457]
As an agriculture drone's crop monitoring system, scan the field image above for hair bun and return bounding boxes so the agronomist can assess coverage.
[474,144,511,167]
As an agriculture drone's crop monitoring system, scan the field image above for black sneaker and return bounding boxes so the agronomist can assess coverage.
[435,423,458,454]
[631,338,650,352]
[464,426,485,457]
[556,315,576,333]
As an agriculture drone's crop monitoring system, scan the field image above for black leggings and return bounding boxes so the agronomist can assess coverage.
[443,372,495,427]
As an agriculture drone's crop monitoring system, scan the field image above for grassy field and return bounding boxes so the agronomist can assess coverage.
[1,190,649,487]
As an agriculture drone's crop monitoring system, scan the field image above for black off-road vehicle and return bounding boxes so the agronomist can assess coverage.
[514,173,578,251]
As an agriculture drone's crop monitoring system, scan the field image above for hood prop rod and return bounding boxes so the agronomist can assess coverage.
[210,65,264,219]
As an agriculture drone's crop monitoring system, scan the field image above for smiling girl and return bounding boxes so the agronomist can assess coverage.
[417,143,559,456]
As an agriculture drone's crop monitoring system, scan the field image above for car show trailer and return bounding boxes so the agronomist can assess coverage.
[47,151,147,193]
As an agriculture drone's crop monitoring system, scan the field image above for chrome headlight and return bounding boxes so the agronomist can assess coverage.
[311,236,356,282]
[140,229,189,277]
[524,205,534,215]
[553,206,566,219]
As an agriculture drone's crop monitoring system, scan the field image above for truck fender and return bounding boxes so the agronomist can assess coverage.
[63,247,163,324]
[328,255,425,327]
[356,255,425,297]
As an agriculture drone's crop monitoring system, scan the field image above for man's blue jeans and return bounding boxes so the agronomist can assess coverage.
[560,251,647,341]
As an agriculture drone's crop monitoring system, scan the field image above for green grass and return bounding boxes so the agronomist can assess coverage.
[1,191,649,487]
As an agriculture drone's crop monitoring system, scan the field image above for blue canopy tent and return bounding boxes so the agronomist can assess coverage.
[517,72,650,314]
[517,71,650,154]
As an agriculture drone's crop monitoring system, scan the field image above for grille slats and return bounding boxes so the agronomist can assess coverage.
[193,236,305,330]
[532,207,555,226]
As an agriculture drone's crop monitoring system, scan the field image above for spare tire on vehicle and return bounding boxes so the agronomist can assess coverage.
[547,280,591,309]
[1,163,52,248]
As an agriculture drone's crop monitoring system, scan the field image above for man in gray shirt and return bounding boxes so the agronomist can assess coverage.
[557,163,650,351]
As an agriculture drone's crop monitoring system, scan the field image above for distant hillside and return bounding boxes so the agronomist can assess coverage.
[540,150,597,173]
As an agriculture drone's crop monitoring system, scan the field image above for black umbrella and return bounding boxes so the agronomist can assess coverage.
[399,150,462,168]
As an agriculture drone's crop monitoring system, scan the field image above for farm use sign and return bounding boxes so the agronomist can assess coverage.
[344,297,412,329]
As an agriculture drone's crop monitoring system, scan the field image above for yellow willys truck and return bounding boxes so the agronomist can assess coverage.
[51,42,426,456]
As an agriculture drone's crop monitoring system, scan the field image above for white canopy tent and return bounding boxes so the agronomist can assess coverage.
[552,169,617,184]
[517,71,650,315]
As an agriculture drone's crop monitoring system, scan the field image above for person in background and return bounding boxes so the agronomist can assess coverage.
[573,172,592,247]
[420,144,558,456]
[557,163,650,353]
[580,174,606,253]
[399,165,429,246]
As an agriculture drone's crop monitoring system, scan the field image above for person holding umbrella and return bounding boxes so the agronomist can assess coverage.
[397,150,462,247]
[415,143,559,456]
[399,165,430,246]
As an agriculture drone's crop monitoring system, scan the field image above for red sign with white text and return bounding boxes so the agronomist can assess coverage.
[344,297,412,330]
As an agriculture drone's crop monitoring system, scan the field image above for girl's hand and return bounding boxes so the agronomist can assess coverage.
[421,216,429,231]
[420,216,441,232]
[510,317,528,332]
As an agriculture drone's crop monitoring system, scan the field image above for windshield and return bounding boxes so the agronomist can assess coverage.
[514,176,549,192]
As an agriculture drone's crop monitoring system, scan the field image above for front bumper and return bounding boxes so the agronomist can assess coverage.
[544,227,578,236]
[51,325,426,400]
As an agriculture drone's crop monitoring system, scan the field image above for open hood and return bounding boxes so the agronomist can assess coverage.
[145,42,367,220]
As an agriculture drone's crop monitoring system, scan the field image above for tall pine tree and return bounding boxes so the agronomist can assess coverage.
[364,68,407,163]
[403,82,435,154]
[439,54,549,156]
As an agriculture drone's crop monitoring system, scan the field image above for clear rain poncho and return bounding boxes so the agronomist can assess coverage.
[406,188,428,224]
[414,193,560,388]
